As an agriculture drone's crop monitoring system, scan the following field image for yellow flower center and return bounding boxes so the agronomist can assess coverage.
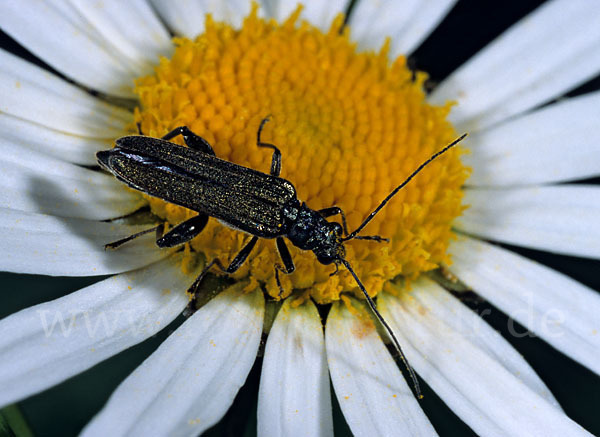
[132,5,468,304]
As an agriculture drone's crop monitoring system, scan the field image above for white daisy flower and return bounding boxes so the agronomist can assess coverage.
[0,0,599,436]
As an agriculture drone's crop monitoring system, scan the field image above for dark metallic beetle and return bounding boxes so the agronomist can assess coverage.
[98,117,466,398]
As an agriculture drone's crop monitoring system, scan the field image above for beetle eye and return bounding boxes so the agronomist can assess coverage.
[331,222,342,235]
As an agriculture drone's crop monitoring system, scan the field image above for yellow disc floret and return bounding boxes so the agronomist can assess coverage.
[133,5,468,304]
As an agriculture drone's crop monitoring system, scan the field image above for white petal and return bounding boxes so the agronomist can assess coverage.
[390,0,457,55]
[0,256,191,408]
[386,279,561,409]
[456,185,600,259]
[82,285,264,437]
[219,0,256,26]
[449,236,600,376]
[0,2,144,97]
[0,142,144,219]
[430,0,600,132]
[349,0,457,56]
[0,49,132,137]
[264,0,348,31]
[0,208,168,276]
[258,298,333,437]
[70,0,173,72]
[326,300,436,437]
[380,282,592,437]
[149,0,208,38]
[0,113,112,166]
[150,0,253,38]
[464,91,600,186]
[349,0,419,54]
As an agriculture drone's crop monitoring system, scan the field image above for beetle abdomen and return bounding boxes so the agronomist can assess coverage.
[99,138,297,238]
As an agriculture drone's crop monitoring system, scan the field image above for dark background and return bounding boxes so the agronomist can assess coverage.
[1,0,599,435]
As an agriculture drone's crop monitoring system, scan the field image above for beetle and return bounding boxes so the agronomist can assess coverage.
[97,117,466,399]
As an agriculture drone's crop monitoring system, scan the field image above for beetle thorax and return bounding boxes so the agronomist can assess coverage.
[282,202,344,265]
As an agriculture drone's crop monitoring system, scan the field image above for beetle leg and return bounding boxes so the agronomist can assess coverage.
[274,267,284,298]
[329,261,340,277]
[104,224,163,250]
[354,235,389,243]
[224,236,259,273]
[276,237,295,273]
[192,236,259,292]
[184,236,259,316]
[184,257,227,316]
[256,117,282,177]
[161,126,216,156]
[274,237,295,297]
[156,214,209,248]
[193,235,259,283]
[105,214,216,251]
[318,206,349,235]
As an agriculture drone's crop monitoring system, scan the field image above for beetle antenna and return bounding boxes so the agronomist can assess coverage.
[339,258,423,399]
[342,133,467,242]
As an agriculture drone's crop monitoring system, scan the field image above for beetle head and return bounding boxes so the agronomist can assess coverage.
[315,222,345,264]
